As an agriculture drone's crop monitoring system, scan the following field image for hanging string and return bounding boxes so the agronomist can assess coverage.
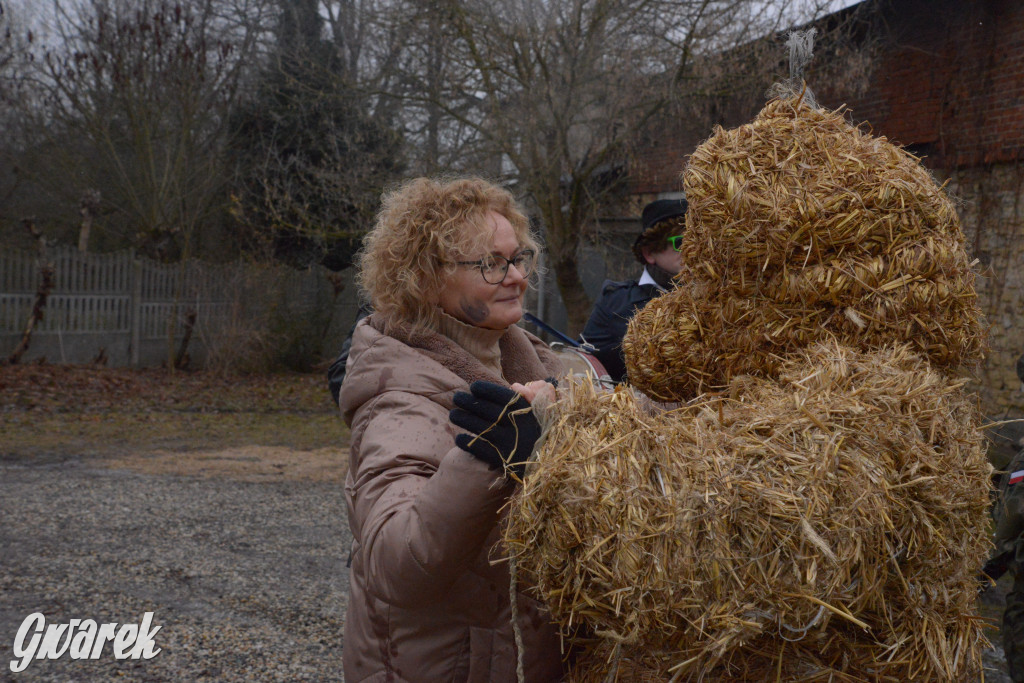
[466,391,530,680]
[788,28,817,83]
[465,393,533,483]
[467,387,565,680]
[766,28,820,109]
[510,552,526,683]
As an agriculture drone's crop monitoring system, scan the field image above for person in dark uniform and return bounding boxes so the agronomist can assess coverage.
[989,352,1024,682]
[579,197,687,383]
[327,302,373,405]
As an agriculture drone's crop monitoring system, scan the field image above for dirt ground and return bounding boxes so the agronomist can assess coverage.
[102,445,349,483]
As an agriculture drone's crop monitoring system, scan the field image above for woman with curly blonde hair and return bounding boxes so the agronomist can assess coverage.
[338,176,568,681]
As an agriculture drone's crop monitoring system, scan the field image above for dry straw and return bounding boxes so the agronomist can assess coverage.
[506,94,992,681]
[622,96,985,402]
[508,342,991,681]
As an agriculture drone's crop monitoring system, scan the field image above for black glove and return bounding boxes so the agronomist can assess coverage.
[449,380,547,482]
[981,552,1013,588]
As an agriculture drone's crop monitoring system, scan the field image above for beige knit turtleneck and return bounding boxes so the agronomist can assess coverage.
[432,309,506,378]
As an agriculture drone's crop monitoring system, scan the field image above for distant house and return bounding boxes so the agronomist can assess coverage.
[611,0,1024,415]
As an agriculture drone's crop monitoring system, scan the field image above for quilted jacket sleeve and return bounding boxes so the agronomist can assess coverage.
[346,389,512,609]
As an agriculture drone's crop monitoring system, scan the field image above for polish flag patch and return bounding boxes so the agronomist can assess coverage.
[1010,470,1024,486]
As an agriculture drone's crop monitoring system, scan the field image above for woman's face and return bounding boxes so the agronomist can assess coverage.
[438,210,529,330]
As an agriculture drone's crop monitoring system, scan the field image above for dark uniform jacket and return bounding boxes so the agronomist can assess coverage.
[579,278,661,383]
[327,303,373,404]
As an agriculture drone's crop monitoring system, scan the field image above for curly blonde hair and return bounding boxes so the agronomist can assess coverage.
[358,177,539,331]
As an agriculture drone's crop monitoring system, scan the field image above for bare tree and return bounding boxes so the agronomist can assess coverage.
[13,0,265,260]
[4,219,54,366]
[0,2,16,96]
[385,0,854,334]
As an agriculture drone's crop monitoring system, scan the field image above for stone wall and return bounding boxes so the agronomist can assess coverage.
[945,162,1024,415]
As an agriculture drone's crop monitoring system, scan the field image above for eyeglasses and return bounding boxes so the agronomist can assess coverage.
[667,235,684,252]
[456,249,537,284]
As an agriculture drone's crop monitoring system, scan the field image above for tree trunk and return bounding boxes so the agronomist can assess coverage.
[551,249,592,337]
[78,217,92,252]
[78,185,102,254]
[5,220,54,366]
[542,210,592,337]
[534,177,594,337]
[174,308,197,370]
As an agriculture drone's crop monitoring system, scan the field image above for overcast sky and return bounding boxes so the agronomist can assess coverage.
[8,0,868,29]
[5,0,869,55]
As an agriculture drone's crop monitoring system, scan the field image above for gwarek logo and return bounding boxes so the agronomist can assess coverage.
[9,612,162,673]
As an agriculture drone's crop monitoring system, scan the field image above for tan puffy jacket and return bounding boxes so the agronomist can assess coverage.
[339,314,567,682]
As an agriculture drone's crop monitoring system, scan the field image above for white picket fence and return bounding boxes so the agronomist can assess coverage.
[0,246,357,367]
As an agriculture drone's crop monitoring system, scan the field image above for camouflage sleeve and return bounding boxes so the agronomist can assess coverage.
[994,451,1024,558]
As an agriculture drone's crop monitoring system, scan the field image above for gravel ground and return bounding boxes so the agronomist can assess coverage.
[0,449,1016,682]
[0,451,351,682]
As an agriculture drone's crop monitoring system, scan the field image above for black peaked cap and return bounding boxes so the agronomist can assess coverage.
[640,198,688,232]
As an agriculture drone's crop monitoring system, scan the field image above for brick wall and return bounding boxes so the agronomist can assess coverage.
[944,163,1024,415]
[630,97,762,196]
[629,0,1024,191]
[828,0,1024,168]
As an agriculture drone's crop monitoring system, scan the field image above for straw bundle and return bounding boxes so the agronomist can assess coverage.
[508,342,991,681]
[623,97,985,402]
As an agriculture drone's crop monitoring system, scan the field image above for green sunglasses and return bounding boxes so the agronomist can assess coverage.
[667,235,684,251]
